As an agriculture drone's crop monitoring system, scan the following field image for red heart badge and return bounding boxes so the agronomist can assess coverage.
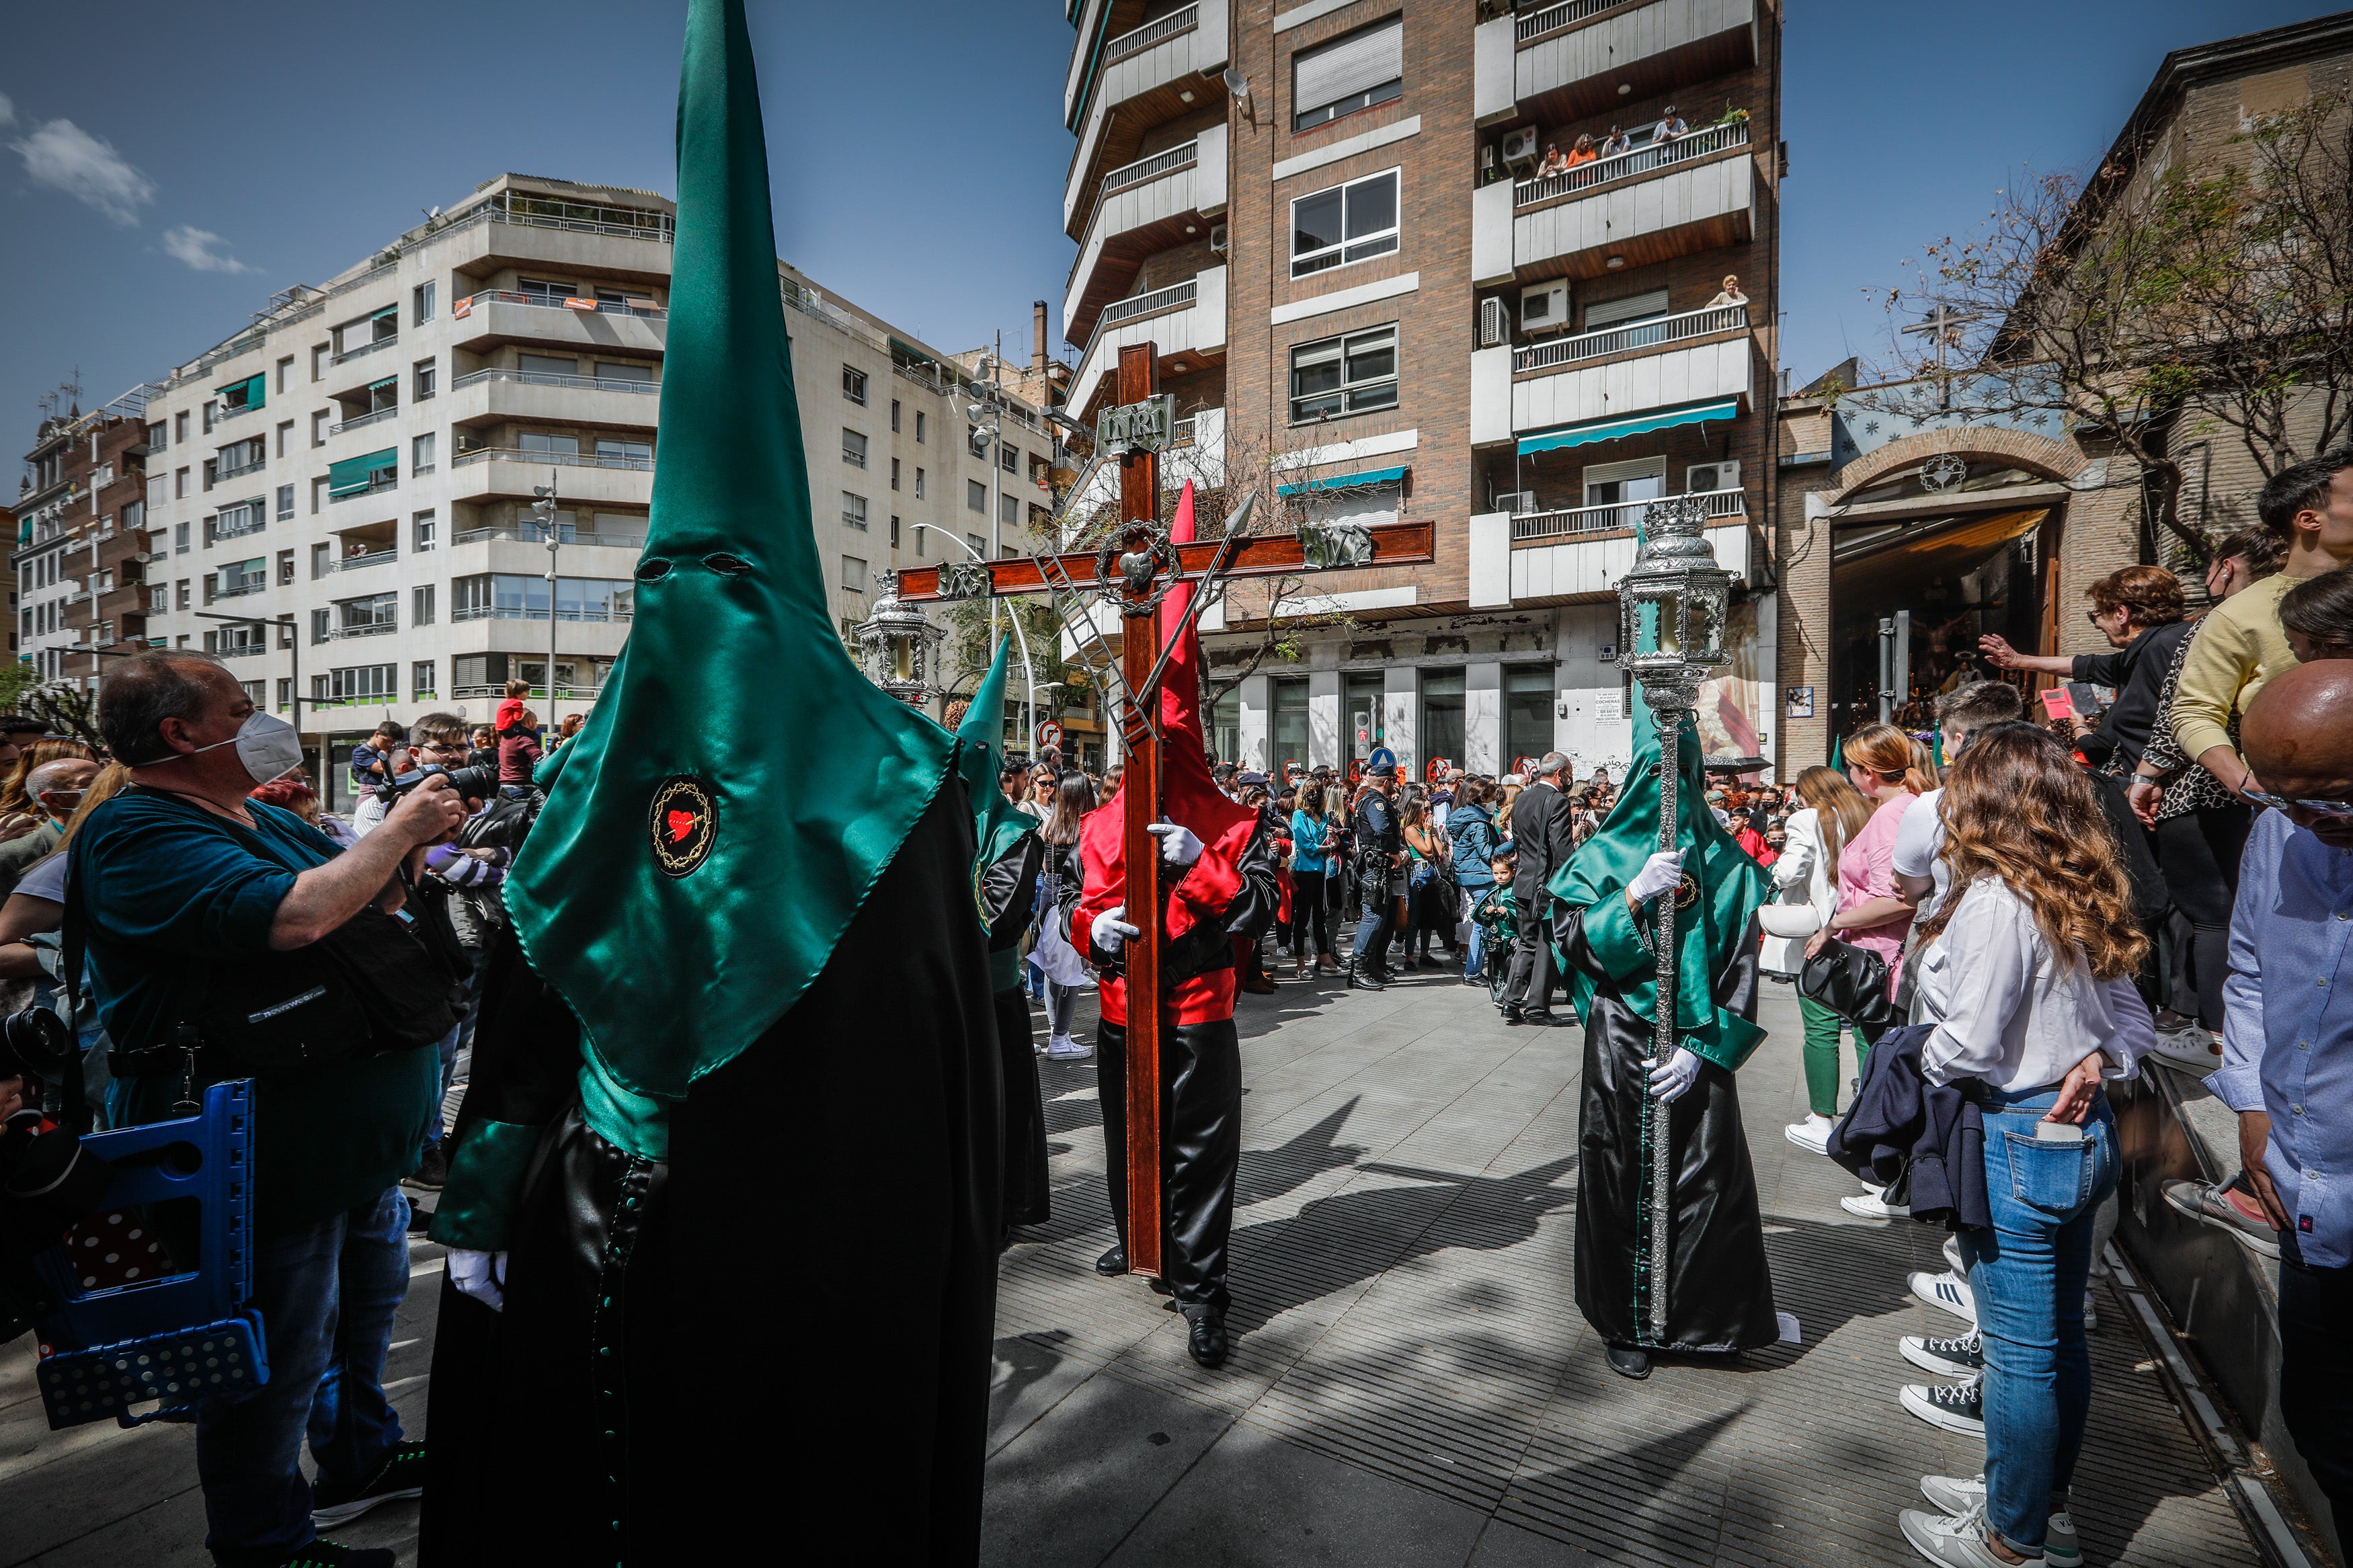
[666,809,697,843]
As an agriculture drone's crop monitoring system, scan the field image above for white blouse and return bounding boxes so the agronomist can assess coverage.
[1913,876,2155,1092]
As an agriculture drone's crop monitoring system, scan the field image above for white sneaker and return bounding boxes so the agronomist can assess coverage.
[1899,1501,2010,1568]
[2146,1026,2223,1073]
[1909,1269,1978,1325]
[1917,1480,2082,1567]
[1784,1113,1835,1155]
[1841,1190,1904,1219]
[1045,1035,1093,1061]
[1900,1376,1985,1436]
[1942,1233,1966,1275]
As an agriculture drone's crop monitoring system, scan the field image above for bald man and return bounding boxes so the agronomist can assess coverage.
[2210,661,2353,1536]
[0,756,98,898]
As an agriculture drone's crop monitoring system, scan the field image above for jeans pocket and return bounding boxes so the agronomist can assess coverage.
[2003,1128,2096,1216]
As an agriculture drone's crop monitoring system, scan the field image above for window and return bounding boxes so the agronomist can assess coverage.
[520,431,578,457]
[216,437,266,479]
[890,399,901,433]
[914,466,926,499]
[890,515,900,548]
[1272,676,1311,776]
[518,277,575,304]
[594,438,651,467]
[276,356,292,394]
[216,556,267,595]
[175,521,190,554]
[1421,669,1465,767]
[842,491,869,530]
[202,458,218,491]
[520,354,578,380]
[334,592,397,636]
[915,411,926,444]
[413,359,437,401]
[596,360,653,386]
[276,485,294,520]
[1581,455,1664,507]
[1289,324,1398,422]
[1504,665,1554,768]
[277,550,294,585]
[413,511,437,551]
[311,410,328,448]
[1291,169,1399,278]
[209,497,270,542]
[326,449,397,498]
[1293,17,1402,132]
[173,410,190,445]
[310,608,329,645]
[891,456,901,491]
[310,344,326,382]
[412,433,437,473]
[841,556,867,593]
[319,664,397,702]
[276,677,292,712]
[1583,288,1670,332]
[967,534,986,560]
[999,443,1019,474]
[967,479,987,513]
[842,429,868,468]
[413,660,436,700]
[310,477,327,514]
[175,466,188,499]
[842,365,868,405]
[998,493,1019,527]
[175,579,191,610]
[450,575,635,622]
[412,281,436,326]
[413,584,436,625]
[276,420,292,458]
[147,420,167,452]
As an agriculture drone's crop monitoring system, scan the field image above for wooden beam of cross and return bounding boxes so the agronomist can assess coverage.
[913,343,1434,1279]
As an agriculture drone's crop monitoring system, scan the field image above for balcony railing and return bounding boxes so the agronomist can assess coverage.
[454,290,665,319]
[323,551,399,573]
[1513,303,1747,374]
[452,683,606,701]
[325,621,398,640]
[1101,137,1199,200]
[1516,0,1616,43]
[450,367,662,396]
[454,524,649,550]
[1513,120,1749,207]
[331,333,398,367]
[216,456,268,481]
[1103,1,1197,67]
[214,400,262,423]
[1171,415,1198,449]
[450,446,655,472]
[214,581,268,598]
[330,407,399,436]
[450,606,634,624]
[215,642,270,660]
[1097,278,1197,335]
[212,516,270,540]
[328,477,397,502]
[1509,486,1746,542]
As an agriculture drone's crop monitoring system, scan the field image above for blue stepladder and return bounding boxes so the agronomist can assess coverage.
[29,1079,266,1430]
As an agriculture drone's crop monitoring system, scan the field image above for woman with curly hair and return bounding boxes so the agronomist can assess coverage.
[1898,723,2155,1568]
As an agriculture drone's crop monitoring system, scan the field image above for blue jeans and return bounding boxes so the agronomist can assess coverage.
[424,1022,462,1150]
[1458,883,1493,977]
[1960,1085,2119,1555]
[196,1186,411,1565]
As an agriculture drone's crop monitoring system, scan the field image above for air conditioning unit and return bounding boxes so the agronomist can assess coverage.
[1520,279,1570,335]
[1208,222,1228,253]
[1494,490,1536,515]
[1478,297,1507,347]
[1687,460,1741,493]
[1501,126,1541,169]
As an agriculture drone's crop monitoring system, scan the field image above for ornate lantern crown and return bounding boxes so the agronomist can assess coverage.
[1616,495,1734,709]
[853,571,945,705]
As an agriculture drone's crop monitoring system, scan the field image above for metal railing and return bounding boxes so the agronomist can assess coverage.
[331,333,398,367]
[1509,486,1746,542]
[454,524,648,550]
[216,456,268,481]
[328,478,397,501]
[214,400,262,423]
[452,683,606,701]
[329,407,398,436]
[450,446,654,472]
[1104,2,1197,67]
[456,290,664,319]
[322,551,399,573]
[1513,120,1749,206]
[325,621,398,640]
[215,641,269,659]
[1517,0,1618,43]
[450,606,634,624]
[1513,303,1747,373]
[1102,137,1199,200]
[450,367,662,395]
[1096,278,1197,337]
[211,517,269,540]
[214,581,268,598]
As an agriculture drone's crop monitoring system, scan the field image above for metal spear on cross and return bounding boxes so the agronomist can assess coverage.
[895,342,1435,1277]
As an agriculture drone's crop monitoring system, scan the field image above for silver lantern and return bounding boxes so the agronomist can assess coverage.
[853,571,946,706]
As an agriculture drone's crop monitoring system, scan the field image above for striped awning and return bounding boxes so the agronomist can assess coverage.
[1517,399,1739,456]
[1276,464,1406,496]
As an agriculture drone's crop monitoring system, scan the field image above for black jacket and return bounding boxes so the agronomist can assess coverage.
[2072,618,2192,770]
[1511,780,1575,901]
[1825,1023,1989,1230]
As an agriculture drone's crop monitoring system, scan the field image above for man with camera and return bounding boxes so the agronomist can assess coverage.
[75,652,464,1568]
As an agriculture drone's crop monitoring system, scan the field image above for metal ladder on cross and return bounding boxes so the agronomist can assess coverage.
[1033,550,1156,753]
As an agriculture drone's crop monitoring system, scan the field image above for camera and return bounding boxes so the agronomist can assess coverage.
[0,1007,78,1089]
[373,762,497,805]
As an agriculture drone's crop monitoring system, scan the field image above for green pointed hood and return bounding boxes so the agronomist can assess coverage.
[502,0,957,1102]
[958,633,1035,876]
[1550,692,1771,1071]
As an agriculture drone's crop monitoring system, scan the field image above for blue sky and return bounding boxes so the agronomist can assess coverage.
[3,0,2343,457]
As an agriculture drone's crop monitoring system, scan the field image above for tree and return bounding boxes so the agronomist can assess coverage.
[0,661,42,718]
[1856,84,2353,564]
[22,682,104,753]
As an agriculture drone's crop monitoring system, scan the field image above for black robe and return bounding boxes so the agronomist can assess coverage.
[420,787,1002,1565]
[1560,905,1778,1353]
[982,834,1049,1229]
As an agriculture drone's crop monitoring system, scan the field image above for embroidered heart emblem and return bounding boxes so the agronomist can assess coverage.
[666,809,697,843]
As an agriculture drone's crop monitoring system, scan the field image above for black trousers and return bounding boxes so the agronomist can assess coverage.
[1502,898,1555,1013]
[1292,868,1334,958]
[2280,1231,2353,1537]
[1094,1016,1240,1311]
[996,987,1050,1228]
[2153,804,2251,1030]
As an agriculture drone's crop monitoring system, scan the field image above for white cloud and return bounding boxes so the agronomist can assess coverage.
[11,118,153,225]
[0,93,16,128]
[161,224,255,275]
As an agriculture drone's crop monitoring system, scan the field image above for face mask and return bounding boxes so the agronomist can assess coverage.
[190,710,305,786]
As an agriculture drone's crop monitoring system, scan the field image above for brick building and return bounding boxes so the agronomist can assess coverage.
[15,390,157,690]
[1058,0,1785,782]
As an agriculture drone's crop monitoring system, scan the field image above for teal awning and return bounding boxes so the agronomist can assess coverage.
[371,305,398,321]
[327,448,397,496]
[216,372,266,411]
[1277,464,1407,496]
[1517,399,1739,456]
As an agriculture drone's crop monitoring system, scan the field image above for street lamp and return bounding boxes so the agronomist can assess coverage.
[912,521,1038,748]
[1613,493,1734,1341]
[532,478,561,721]
[852,570,946,706]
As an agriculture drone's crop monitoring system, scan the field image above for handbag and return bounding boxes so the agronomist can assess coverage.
[1797,937,1897,1030]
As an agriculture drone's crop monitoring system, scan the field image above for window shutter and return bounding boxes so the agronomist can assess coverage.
[1583,289,1671,329]
[1294,19,1402,116]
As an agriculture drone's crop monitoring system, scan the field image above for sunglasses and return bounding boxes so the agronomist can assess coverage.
[2242,785,2353,819]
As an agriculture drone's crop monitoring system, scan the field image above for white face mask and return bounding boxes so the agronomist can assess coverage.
[188,710,305,786]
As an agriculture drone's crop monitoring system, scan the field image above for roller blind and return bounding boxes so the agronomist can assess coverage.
[1294,18,1401,117]
[1583,289,1671,329]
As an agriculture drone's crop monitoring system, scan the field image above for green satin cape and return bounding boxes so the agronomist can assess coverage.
[501,0,956,1102]
[958,633,1037,895]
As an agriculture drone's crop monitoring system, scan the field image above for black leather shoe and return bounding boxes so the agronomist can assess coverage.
[1520,1009,1563,1027]
[1501,1005,1524,1024]
[1096,1245,1127,1276]
[1347,969,1387,992]
[1605,1344,1652,1380]
[1185,1307,1229,1368]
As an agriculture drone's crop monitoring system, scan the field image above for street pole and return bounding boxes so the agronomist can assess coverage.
[914,522,1036,751]
[535,475,560,723]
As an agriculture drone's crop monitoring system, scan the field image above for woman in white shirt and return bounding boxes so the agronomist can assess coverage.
[1899,725,2155,1568]
[1769,766,1874,1153]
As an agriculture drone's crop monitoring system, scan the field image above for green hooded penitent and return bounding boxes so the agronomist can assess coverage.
[957,633,1037,898]
[501,0,956,1104]
[1550,696,1770,1072]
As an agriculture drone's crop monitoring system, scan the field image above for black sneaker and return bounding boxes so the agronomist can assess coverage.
[1901,1330,1983,1378]
[276,1542,395,1567]
[403,1144,448,1192]
[1900,1376,1985,1436]
[311,1438,426,1526]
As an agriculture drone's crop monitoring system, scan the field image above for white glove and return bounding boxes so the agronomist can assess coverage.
[1091,905,1142,954]
[448,1248,508,1311]
[1646,1047,1704,1104]
[1626,848,1687,905]
[1148,819,1203,866]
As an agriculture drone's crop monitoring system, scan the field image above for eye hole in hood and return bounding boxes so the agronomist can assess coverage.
[635,558,674,582]
[703,552,752,577]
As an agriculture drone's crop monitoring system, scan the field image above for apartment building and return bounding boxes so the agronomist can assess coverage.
[1059,0,1783,780]
[104,173,1053,803]
[17,391,155,687]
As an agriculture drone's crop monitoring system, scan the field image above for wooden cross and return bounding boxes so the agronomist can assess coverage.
[897,343,1433,1277]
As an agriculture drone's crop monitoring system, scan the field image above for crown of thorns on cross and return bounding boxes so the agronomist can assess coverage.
[1094,521,1181,619]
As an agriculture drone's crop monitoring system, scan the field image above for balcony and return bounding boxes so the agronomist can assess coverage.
[444,367,664,437]
[328,477,397,503]
[1068,265,1227,417]
[214,400,264,424]
[1064,126,1227,345]
[329,407,399,436]
[1496,304,1752,438]
[1509,484,1745,543]
[446,448,656,507]
[323,621,399,641]
[321,550,400,574]
[454,524,648,551]
[1064,0,1230,236]
[452,446,653,473]
[215,581,268,600]
[331,332,398,368]
[450,291,668,359]
[1468,494,1752,608]
[1508,0,1757,125]
[451,604,634,625]
[216,456,269,481]
[1482,122,1754,284]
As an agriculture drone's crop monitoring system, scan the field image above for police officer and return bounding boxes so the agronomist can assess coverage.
[1347,749,1406,991]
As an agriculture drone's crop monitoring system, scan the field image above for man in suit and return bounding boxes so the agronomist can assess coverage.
[1505,752,1577,1024]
